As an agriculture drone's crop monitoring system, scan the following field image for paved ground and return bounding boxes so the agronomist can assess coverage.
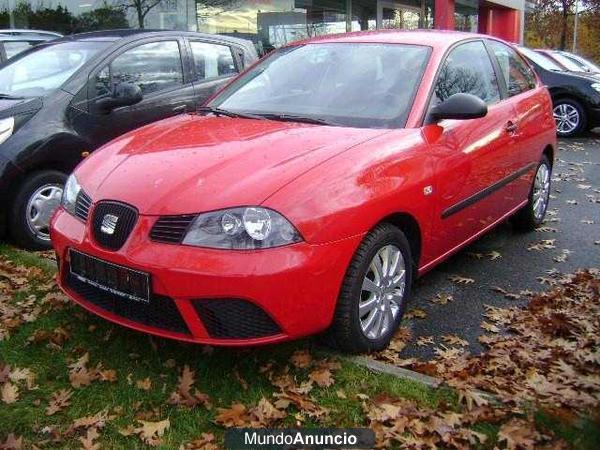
[401,132,600,359]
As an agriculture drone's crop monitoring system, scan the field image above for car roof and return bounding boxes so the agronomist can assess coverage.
[0,33,56,42]
[50,29,253,46]
[0,29,62,37]
[287,29,502,50]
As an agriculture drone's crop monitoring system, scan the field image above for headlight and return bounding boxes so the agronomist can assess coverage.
[182,207,302,249]
[61,174,81,216]
[592,83,600,93]
[0,117,14,145]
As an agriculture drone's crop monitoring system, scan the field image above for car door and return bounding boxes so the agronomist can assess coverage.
[427,40,519,256]
[187,39,241,103]
[84,37,197,148]
[486,39,555,204]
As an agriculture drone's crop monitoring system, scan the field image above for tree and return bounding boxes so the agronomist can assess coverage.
[119,0,162,28]
[75,4,129,32]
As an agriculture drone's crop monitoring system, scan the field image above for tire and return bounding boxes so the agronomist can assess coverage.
[553,98,587,137]
[513,156,552,231]
[9,170,67,250]
[324,223,413,353]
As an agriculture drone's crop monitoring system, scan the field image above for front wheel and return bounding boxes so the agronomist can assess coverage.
[513,156,552,231]
[325,223,413,353]
[553,99,587,137]
[9,170,67,250]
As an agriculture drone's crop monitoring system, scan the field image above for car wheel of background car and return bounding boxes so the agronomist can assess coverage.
[553,98,587,137]
[9,170,67,250]
[325,223,413,353]
[513,156,552,231]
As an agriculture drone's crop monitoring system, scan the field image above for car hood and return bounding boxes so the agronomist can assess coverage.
[0,96,43,118]
[77,114,388,215]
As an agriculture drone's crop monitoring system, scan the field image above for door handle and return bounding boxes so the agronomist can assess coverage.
[505,121,518,134]
[172,104,187,113]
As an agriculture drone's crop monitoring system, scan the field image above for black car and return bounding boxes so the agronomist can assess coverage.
[0,29,258,249]
[0,29,62,62]
[517,46,600,138]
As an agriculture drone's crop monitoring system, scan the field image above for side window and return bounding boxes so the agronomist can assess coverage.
[433,41,500,106]
[95,41,183,98]
[190,41,237,81]
[487,40,536,97]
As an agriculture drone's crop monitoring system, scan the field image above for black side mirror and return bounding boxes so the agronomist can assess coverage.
[96,82,143,112]
[427,93,488,123]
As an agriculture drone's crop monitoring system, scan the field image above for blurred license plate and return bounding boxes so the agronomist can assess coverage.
[69,249,150,303]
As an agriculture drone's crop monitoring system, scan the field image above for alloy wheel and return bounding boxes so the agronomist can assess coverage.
[359,244,406,340]
[532,163,550,221]
[26,183,63,241]
[553,103,580,135]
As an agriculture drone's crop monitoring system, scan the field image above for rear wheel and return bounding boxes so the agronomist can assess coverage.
[513,156,551,231]
[553,98,587,137]
[325,223,413,353]
[9,170,67,250]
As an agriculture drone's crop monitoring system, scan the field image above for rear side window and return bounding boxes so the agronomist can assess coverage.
[487,40,536,97]
[190,41,237,81]
[433,41,500,105]
[96,41,184,97]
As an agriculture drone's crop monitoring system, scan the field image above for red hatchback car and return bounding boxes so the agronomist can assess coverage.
[50,31,556,352]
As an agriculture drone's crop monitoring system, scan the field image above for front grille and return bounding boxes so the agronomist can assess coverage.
[75,190,92,222]
[193,299,281,339]
[150,215,196,244]
[92,201,138,250]
[66,272,190,335]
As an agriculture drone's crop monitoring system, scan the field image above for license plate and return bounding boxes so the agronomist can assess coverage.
[69,249,150,303]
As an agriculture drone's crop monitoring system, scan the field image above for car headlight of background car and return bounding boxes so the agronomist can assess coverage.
[0,117,14,145]
[61,174,81,216]
[183,207,302,249]
[592,82,600,94]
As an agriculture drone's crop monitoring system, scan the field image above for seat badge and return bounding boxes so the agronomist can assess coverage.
[423,185,433,196]
[101,214,119,235]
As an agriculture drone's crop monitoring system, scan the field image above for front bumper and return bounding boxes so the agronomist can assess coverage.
[51,208,362,346]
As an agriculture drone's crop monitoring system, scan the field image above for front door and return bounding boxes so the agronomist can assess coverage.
[377,2,421,30]
[426,40,519,258]
[82,37,197,149]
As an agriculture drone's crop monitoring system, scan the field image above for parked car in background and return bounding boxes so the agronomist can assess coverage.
[536,48,600,78]
[0,29,258,249]
[517,46,600,137]
[51,31,556,352]
[553,50,600,76]
[0,29,61,62]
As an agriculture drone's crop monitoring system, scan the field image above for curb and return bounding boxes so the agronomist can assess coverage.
[346,355,499,403]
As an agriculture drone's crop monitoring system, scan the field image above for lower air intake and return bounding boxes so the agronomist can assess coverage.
[193,299,281,339]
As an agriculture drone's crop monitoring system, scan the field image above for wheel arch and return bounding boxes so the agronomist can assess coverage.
[374,212,422,269]
[542,144,555,167]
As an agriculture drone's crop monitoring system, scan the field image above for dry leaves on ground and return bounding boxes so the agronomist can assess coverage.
[410,270,600,416]
[168,365,212,409]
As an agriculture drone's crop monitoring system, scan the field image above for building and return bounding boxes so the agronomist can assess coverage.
[1,0,525,53]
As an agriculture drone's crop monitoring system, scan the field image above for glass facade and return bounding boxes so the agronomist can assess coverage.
[0,0,482,55]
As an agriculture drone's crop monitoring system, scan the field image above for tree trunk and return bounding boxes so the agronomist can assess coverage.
[559,2,568,49]
[137,6,144,28]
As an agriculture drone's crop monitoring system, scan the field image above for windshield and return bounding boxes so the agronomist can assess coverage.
[518,47,563,71]
[210,43,431,128]
[561,52,600,72]
[0,40,108,97]
[548,52,585,71]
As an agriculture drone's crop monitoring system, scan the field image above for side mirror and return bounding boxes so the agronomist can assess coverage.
[96,82,143,112]
[427,93,487,123]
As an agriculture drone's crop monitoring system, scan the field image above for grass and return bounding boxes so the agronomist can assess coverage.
[1,244,597,449]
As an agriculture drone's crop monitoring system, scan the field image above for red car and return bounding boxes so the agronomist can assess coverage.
[50,31,556,352]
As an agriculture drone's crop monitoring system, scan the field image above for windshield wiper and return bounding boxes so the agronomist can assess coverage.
[257,113,337,126]
[197,106,265,120]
